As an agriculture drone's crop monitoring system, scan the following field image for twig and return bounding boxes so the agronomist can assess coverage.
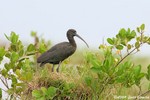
[5,77,9,88]
[138,86,142,96]
[99,77,110,94]
[134,90,150,100]
[140,90,150,96]
[115,47,138,67]
[0,76,9,89]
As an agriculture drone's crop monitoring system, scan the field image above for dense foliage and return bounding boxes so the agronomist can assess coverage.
[0,24,150,99]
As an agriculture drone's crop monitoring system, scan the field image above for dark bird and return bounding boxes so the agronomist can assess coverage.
[37,29,89,72]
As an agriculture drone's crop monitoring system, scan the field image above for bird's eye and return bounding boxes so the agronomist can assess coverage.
[73,30,76,33]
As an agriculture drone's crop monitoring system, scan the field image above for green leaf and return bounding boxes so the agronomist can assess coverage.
[18,40,24,50]
[135,42,140,48]
[15,69,21,76]
[10,44,17,51]
[103,59,110,71]
[31,31,37,37]
[127,28,131,34]
[130,30,136,38]
[148,64,150,74]
[146,64,150,80]
[4,63,11,71]
[5,52,11,58]
[137,27,140,33]
[119,28,126,35]
[117,28,126,39]
[143,36,149,43]
[137,73,145,79]
[136,37,141,42]
[0,57,3,63]
[1,69,8,77]
[135,73,145,86]
[115,38,121,45]
[26,52,36,56]
[25,72,33,81]
[37,97,45,100]
[39,43,47,53]
[107,38,114,45]
[41,87,47,95]
[11,52,19,62]
[84,77,92,86]
[116,65,124,76]
[133,65,141,76]
[0,47,5,63]
[16,87,24,94]
[116,45,123,50]
[140,24,145,31]
[12,75,18,86]
[19,49,24,57]
[115,76,125,83]
[126,30,136,41]
[99,44,105,49]
[47,86,57,98]
[148,83,150,90]
[32,90,42,98]
[91,67,101,73]
[90,59,101,68]
[16,83,25,87]
[7,88,14,95]
[0,47,5,57]
[27,44,35,52]
[10,32,19,44]
[127,44,132,50]
[0,88,2,99]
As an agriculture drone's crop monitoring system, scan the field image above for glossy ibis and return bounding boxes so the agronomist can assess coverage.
[37,29,89,72]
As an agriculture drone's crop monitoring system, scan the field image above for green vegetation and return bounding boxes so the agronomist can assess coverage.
[0,24,150,100]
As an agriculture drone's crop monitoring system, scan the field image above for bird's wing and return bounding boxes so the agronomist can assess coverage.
[37,42,76,63]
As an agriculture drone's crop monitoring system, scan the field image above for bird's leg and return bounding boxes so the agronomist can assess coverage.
[56,61,61,72]
[52,64,55,72]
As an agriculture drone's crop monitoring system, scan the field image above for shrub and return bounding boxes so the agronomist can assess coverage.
[0,24,150,100]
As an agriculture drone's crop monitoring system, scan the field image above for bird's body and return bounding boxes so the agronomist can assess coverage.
[37,29,88,72]
[37,42,76,66]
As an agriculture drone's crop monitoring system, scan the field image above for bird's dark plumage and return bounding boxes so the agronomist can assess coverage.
[37,29,88,72]
[37,42,76,66]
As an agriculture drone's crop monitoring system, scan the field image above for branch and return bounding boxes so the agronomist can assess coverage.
[114,30,149,67]
[134,90,150,100]
[0,76,9,89]
[140,90,150,96]
[115,47,138,67]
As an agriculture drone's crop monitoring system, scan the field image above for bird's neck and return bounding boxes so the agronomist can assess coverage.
[68,37,77,47]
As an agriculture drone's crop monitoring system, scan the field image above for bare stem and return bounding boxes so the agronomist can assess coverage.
[134,90,150,100]
[5,78,9,89]
[99,77,111,94]
[0,76,9,89]
[115,47,138,67]
[140,90,150,96]
[138,86,142,95]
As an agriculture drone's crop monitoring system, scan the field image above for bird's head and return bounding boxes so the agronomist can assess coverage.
[67,29,77,37]
[67,29,89,48]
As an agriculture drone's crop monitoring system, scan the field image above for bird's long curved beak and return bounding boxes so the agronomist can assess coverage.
[76,34,89,48]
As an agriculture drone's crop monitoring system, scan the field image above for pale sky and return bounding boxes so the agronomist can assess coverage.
[0,0,150,54]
